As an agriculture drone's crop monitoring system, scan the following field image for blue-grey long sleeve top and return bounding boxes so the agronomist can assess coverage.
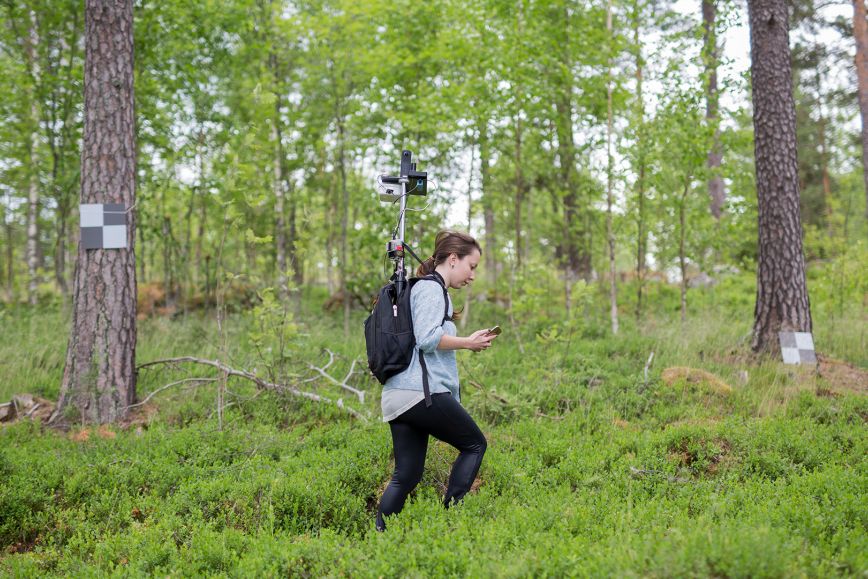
[382,279,460,402]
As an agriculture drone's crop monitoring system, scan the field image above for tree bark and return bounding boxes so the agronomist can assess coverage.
[703,0,725,220]
[748,0,813,353]
[53,0,137,425]
[853,0,868,220]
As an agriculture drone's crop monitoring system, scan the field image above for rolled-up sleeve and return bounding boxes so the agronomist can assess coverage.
[411,281,447,353]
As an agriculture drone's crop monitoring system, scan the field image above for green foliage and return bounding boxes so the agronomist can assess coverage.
[4,271,866,575]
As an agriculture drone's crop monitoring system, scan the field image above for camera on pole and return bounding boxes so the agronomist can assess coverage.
[376,150,428,295]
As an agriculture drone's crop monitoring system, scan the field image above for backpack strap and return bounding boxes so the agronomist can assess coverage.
[417,271,450,407]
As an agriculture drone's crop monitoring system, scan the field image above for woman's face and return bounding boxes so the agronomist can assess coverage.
[448,249,481,289]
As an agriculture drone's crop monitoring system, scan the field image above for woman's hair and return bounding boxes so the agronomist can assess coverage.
[416,230,482,277]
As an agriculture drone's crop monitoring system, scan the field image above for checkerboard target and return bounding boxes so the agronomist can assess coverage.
[778,331,817,365]
[80,203,128,249]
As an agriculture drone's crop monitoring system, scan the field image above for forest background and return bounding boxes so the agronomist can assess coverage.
[0,0,866,575]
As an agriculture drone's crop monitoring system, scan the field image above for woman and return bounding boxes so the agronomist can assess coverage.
[376,230,497,532]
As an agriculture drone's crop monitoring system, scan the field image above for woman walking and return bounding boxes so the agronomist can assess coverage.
[376,230,497,532]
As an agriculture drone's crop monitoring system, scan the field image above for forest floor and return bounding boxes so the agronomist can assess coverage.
[0,281,865,577]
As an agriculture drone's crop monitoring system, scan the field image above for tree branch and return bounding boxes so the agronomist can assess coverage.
[136,356,367,421]
[305,349,366,404]
[126,377,217,409]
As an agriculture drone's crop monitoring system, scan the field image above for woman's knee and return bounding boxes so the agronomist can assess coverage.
[469,432,487,455]
[393,464,424,490]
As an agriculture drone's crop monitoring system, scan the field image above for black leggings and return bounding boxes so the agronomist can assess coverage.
[376,392,487,531]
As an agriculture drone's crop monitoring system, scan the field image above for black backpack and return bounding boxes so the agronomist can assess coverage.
[364,272,450,407]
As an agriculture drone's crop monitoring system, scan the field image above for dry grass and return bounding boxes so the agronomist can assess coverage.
[660,367,733,395]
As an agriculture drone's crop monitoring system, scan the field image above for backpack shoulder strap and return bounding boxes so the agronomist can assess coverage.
[418,272,450,323]
[413,272,451,408]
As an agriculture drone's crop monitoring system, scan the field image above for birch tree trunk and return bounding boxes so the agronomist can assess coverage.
[606,0,619,334]
[748,0,813,353]
[853,0,868,220]
[632,5,648,321]
[25,10,41,305]
[53,0,137,425]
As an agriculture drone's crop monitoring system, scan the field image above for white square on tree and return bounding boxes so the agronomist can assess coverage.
[778,331,817,365]
[102,225,127,249]
[80,204,104,227]
[794,332,814,350]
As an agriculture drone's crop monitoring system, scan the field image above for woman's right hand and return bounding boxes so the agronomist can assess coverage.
[465,329,496,352]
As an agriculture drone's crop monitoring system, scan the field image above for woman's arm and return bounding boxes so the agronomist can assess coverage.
[437,330,495,352]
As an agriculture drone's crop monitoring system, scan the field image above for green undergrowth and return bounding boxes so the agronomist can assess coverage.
[0,286,866,576]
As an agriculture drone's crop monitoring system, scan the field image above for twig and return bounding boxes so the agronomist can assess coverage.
[642,351,655,391]
[305,349,366,404]
[126,377,217,409]
[137,357,367,421]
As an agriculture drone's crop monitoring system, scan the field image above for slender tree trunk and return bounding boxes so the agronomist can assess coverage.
[194,130,207,285]
[748,0,813,353]
[679,181,689,323]
[25,10,41,305]
[3,214,13,301]
[555,8,590,285]
[336,114,350,337]
[479,119,496,290]
[514,0,526,271]
[814,68,833,228]
[514,114,525,270]
[632,8,648,321]
[703,0,725,220]
[854,0,868,220]
[272,100,288,297]
[461,134,476,332]
[606,0,619,335]
[53,0,137,425]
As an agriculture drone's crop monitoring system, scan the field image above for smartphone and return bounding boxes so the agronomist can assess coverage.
[486,325,502,336]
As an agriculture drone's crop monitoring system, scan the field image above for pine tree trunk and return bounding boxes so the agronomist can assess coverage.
[852,0,868,220]
[748,0,813,353]
[703,0,725,220]
[53,0,137,425]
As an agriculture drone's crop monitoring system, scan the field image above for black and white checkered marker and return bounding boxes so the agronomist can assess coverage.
[80,203,127,249]
[779,331,817,365]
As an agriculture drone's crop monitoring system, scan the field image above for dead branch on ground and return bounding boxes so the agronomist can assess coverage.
[136,356,367,421]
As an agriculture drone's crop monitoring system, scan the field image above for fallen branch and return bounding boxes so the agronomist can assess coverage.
[137,357,367,421]
[126,377,217,409]
[303,349,366,404]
